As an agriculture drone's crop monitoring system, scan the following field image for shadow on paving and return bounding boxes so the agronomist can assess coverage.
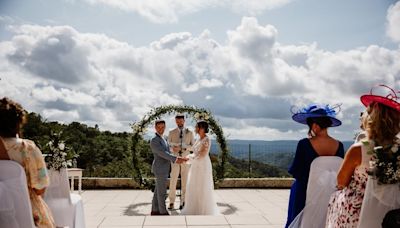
[218,202,238,215]
[123,203,151,216]
[123,202,237,216]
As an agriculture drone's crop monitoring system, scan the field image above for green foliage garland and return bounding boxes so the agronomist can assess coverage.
[131,105,229,188]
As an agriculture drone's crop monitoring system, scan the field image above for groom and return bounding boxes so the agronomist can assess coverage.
[150,119,188,216]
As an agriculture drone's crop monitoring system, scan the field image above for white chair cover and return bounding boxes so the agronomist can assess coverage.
[289,156,343,228]
[0,160,35,228]
[44,168,86,228]
[357,178,400,228]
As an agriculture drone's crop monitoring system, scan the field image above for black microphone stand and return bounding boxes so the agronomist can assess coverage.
[178,129,183,207]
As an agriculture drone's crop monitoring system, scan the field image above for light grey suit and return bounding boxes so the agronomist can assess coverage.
[150,133,177,214]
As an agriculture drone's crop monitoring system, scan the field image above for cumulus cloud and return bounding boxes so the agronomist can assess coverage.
[1,16,399,140]
[6,25,92,84]
[386,1,400,43]
[83,0,292,23]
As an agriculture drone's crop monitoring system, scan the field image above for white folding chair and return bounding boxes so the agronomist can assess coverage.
[358,178,400,228]
[289,156,343,228]
[0,160,35,228]
[44,168,86,228]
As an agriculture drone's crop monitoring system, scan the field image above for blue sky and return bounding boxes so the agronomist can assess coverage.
[0,0,399,140]
[0,0,395,49]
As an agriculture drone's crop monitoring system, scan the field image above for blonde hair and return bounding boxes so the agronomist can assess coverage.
[366,102,400,146]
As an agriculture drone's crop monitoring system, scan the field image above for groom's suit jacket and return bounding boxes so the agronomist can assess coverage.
[150,133,177,177]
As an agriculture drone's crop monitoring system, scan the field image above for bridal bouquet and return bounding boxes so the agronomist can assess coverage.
[366,132,400,185]
[43,132,77,171]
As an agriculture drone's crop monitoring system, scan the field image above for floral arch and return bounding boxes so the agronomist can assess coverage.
[131,105,229,188]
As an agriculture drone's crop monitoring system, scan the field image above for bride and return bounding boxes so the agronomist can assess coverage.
[180,121,219,215]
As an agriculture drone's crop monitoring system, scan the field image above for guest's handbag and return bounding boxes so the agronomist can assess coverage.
[382,208,400,228]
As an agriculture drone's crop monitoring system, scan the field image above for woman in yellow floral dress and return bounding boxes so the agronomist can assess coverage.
[0,97,55,228]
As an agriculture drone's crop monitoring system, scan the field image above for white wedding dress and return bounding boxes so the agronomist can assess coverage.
[180,136,219,215]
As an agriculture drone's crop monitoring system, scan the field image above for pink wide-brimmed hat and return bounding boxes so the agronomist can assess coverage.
[360,85,400,112]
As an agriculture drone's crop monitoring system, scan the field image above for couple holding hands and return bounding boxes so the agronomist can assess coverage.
[150,114,219,216]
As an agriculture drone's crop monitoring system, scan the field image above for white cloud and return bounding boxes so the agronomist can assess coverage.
[224,125,300,141]
[1,16,399,140]
[386,1,400,43]
[230,0,291,15]
[83,0,292,24]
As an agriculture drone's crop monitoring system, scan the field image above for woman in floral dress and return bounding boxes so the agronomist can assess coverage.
[326,85,400,228]
[0,97,55,228]
[325,140,371,227]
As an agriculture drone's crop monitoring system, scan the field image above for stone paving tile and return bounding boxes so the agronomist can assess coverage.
[100,216,145,227]
[145,226,187,228]
[82,189,289,227]
[144,216,186,226]
[186,215,229,226]
[187,226,230,228]
[231,226,281,228]
[225,215,270,225]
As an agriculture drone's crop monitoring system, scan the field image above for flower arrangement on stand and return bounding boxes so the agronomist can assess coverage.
[43,132,77,171]
[366,132,400,185]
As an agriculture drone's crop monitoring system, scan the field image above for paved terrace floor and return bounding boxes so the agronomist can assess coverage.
[82,189,289,228]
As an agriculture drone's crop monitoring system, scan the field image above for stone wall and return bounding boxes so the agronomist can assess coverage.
[217,178,294,188]
[80,177,294,189]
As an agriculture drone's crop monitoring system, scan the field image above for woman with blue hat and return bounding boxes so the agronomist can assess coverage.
[285,104,345,228]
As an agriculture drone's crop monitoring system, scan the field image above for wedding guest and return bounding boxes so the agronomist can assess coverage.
[354,111,368,143]
[0,97,55,228]
[167,113,194,210]
[285,104,344,228]
[326,86,400,228]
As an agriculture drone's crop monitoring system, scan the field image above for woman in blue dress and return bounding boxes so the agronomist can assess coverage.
[285,104,345,228]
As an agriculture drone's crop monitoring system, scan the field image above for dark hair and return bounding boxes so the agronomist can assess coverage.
[196,121,209,133]
[382,208,400,228]
[0,97,27,137]
[306,117,332,135]
[155,120,165,126]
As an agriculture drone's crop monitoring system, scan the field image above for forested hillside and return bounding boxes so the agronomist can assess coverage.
[22,112,289,178]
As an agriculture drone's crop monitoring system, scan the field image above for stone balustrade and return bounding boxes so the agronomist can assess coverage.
[78,177,294,189]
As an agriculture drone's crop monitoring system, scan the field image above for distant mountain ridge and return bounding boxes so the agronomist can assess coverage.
[210,139,353,169]
[211,139,353,153]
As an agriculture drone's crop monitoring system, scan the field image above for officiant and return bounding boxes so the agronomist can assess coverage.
[168,113,195,210]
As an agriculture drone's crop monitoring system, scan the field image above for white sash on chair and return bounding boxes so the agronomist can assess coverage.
[44,168,86,228]
[289,156,343,228]
[0,160,35,228]
[357,178,400,228]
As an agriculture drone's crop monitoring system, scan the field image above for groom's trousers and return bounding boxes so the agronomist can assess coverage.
[152,175,169,214]
[168,163,190,205]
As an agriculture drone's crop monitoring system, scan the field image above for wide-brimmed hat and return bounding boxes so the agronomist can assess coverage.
[360,85,400,112]
[291,104,342,127]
